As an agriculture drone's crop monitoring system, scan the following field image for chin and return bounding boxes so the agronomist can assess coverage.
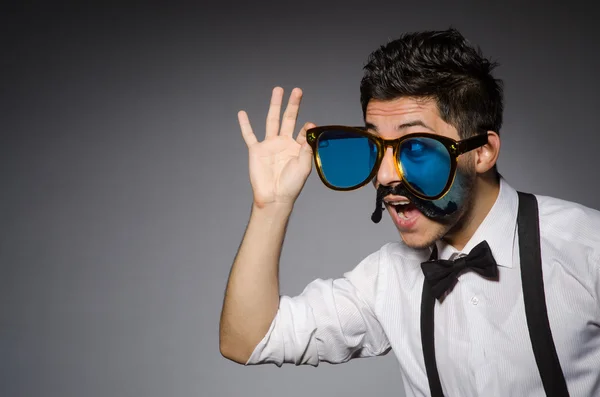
[397,221,447,250]
[399,232,438,250]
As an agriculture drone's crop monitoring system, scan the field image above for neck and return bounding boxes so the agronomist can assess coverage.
[443,173,500,251]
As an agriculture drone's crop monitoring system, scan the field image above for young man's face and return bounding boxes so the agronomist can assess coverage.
[366,96,477,249]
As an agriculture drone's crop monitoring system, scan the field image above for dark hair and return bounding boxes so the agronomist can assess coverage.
[360,28,503,139]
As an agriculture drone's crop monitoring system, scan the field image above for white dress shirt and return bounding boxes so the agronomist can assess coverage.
[246,179,600,397]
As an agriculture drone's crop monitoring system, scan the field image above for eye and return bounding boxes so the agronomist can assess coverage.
[400,138,432,163]
[403,139,427,155]
[407,140,425,152]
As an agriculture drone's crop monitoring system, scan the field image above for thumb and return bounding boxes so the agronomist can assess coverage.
[298,142,314,173]
[299,141,313,162]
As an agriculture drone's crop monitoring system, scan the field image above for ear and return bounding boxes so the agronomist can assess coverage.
[474,131,500,174]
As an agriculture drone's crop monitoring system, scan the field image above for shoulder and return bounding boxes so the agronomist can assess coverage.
[343,241,429,283]
[348,241,429,270]
[535,194,600,253]
[340,241,429,312]
[534,194,600,287]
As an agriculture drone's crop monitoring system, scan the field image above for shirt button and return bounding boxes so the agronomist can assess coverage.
[471,296,479,305]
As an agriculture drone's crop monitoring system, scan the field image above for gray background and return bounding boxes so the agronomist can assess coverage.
[2,2,599,397]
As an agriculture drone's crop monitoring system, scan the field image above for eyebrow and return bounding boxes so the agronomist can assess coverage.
[364,120,435,132]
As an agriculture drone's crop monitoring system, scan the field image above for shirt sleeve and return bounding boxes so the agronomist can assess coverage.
[245,248,391,367]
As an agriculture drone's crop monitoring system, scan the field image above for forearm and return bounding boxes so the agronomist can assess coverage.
[219,202,292,363]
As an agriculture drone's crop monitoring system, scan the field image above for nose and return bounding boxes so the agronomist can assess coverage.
[376,146,402,187]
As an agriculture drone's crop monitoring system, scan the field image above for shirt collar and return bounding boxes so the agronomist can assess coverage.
[435,177,518,268]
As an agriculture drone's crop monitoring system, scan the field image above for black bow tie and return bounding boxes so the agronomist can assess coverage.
[421,240,498,300]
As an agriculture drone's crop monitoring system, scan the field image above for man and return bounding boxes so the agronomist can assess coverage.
[219,28,600,396]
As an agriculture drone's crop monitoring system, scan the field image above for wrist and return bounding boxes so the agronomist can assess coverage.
[251,201,294,221]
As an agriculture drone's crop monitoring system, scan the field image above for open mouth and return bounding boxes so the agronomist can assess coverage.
[384,197,421,222]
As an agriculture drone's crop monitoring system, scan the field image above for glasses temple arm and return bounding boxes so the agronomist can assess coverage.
[455,133,489,155]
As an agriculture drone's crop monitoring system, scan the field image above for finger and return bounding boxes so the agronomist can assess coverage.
[296,122,316,146]
[238,110,258,147]
[265,87,284,139]
[280,87,303,137]
[299,140,314,163]
[298,138,314,172]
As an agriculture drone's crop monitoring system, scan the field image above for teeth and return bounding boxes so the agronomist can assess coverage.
[386,200,410,206]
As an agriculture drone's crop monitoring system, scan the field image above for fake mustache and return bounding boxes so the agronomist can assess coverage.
[371,183,459,223]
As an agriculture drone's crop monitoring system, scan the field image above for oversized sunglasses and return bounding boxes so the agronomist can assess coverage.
[306,126,488,200]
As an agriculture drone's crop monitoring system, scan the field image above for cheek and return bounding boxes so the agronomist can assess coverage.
[430,168,473,210]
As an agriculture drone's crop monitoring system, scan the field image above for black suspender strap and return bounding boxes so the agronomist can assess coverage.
[420,245,444,397]
[419,191,569,396]
[517,191,570,397]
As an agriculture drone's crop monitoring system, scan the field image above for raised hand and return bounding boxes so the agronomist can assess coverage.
[238,87,315,209]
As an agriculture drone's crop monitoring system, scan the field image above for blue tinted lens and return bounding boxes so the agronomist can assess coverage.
[398,137,451,197]
[317,129,377,189]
